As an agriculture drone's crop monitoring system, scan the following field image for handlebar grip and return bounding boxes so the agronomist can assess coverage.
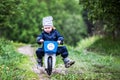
[37,41,43,44]
[60,41,63,45]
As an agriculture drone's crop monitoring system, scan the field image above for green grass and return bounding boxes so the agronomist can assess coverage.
[1,35,120,80]
[12,41,26,48]
[51,36,120,80]
[0,38,38,80]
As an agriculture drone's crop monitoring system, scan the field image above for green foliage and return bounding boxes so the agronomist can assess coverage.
[76,35,101,50]
[86,36,120,56]
[0,39,38,80]
[79,0,120,33]
[0,0,87,46]
[0,0,23,34]
[48,0,87,45]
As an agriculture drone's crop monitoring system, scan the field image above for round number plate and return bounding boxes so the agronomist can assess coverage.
[47,43,55,50]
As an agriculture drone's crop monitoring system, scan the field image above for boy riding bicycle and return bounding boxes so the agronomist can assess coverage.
[36,16,75,68]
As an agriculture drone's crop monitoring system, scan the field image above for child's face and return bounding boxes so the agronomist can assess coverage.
[43,26,52,33]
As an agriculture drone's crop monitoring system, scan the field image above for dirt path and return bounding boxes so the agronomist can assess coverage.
[17,45,67,80]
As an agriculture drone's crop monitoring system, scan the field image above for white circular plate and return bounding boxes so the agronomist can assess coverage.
[47,43,55,50]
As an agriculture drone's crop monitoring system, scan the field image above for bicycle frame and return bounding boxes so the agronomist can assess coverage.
[44,41,58,75]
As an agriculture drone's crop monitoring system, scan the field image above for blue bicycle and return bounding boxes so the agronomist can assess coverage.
[44,41,58,75]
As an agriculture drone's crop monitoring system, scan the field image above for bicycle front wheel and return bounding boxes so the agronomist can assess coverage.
[47,56,52,75]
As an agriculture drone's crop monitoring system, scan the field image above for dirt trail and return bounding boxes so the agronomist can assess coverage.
[17,45,67,80]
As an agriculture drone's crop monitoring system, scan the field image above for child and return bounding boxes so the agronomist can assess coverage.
[36,16,75,68]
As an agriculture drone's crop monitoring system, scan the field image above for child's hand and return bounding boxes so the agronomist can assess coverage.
[57,40,61,44]
[39,39,44,43]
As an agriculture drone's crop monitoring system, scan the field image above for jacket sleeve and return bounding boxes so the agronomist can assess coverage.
[36,32,44,44]
[56,30,64,41]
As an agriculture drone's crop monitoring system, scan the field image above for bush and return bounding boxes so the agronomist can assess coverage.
[0,0,87,46]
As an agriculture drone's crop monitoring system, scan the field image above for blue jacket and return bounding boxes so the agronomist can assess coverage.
[37,29,64,44]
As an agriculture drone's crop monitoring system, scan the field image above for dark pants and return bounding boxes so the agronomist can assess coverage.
[36,46,69,59]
